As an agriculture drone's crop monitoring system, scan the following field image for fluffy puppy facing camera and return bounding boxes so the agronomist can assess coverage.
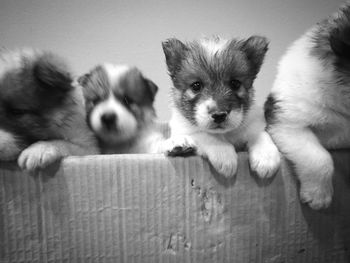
[161,36,280,178]
[0,49,98,171]
[265,3,350,209]
[78,64,163,154]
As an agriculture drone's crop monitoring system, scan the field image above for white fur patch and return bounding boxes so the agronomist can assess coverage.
[103,63,130,87]
[184,89,198,100]
[226,108,244,131]
[248,131,281,178]
[169,107,199,135]
[194,132,238,177]
[18,141,61,171]
[200,37,229,57]
[90,94,138,143]
[0,129,21,160]
[195,98,217,127]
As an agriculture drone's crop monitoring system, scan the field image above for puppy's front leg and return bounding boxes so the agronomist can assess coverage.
[193,133,238,178]
[247,130,281,178]
[269,125,334,209]
[162,132,237,177]
[161,134,197,156]
[18,138,98,171]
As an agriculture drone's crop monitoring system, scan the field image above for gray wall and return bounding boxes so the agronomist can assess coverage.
[0,0,345,121]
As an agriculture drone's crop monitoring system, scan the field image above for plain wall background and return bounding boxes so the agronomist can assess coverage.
[0,0,345,121]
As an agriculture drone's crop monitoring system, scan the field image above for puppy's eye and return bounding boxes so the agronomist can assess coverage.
[230,79,241,90]
[190,81,202,92]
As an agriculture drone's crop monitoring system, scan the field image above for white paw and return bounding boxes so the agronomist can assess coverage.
[161,135,197,156]
[300,181,333,210]
[206,145,237,178]
[249,141,281,178]
[18,142,62,171]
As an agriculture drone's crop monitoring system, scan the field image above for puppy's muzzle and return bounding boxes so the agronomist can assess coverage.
[101,112,117,130]
[211,111,227,124]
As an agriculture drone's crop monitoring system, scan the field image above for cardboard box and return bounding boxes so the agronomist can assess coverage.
[0,151,350,263]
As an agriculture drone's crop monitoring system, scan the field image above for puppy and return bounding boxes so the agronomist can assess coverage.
[0,49,98,171]
[265,3,350,209]
[161,36,281,178]
[78,64,163,154]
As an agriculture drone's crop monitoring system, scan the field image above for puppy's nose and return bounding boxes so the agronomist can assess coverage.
[211,112,227,124]
[101,112,117,129]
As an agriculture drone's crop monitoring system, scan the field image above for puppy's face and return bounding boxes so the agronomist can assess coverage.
[162,36,268,133]
[0,49,74,146]
[79,64,158,144]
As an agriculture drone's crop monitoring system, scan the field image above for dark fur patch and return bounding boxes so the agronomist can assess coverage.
[310,3,350,74]
[162,37,268,126]
[162,39,189,79]
[33,53,73,93]
[264,93,281,126]
[330,27,350,59]
[116,67,158,106]
[78,65,110,120]
[167,145,196,157]
[0,50,75,146]
[239,36,269,76]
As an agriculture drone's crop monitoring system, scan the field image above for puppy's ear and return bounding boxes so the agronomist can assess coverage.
[77,73,91,87]
[330,28,350,59]
[240,36,269,75]
[144,78,158,102]
[162,38,188,77]
[34,53,73,92]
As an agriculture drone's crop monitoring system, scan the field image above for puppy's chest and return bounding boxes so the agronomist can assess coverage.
[194,131,247,151]
[223,131,247,150]
[101,129,155,154]
[101,139,145,154]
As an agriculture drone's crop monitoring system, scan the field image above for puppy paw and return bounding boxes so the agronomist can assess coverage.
[162,136,197,157]
[18,142,62,171]
[206,145,237,178]
[249,143,281,178]
[300,182,333,210]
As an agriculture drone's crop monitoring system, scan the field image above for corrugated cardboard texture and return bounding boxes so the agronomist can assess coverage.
[0,152,350,263]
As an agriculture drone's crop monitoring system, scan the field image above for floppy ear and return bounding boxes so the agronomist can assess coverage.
[144,78,158,102]
[240,35,269,75]
[162,38,188,77]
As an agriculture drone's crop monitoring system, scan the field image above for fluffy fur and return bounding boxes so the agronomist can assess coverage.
[78,64,163,153]
[161,36,281,178]
[0,49,98,171]
[265,3,350,209]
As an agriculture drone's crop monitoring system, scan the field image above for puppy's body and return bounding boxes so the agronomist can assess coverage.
[0,49,98,170]
[162,36,280,178]
[265,3,350,209]
[79,64,163,154]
